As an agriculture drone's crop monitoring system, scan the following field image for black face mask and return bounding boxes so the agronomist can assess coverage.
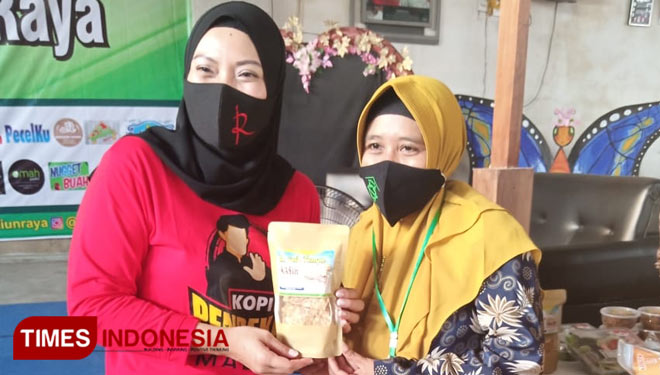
[358,161,445,226]
[184,80,273,151]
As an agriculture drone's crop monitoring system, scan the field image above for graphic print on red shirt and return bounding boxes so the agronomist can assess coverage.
[189,214,275,336]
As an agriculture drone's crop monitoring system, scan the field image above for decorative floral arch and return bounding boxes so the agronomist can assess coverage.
[280,17,414,93]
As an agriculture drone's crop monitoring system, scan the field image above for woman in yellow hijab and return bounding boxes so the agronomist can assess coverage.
[335,76,543,375]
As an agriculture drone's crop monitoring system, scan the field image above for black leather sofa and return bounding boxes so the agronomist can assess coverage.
[531,173,660,326]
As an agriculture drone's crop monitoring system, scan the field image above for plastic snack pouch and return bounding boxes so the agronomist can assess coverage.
[268,222,349,358]
[618,340,660,375]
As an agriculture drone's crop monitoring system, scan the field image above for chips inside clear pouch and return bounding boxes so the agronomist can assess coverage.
[277,294,338,326]
[268,222,348,358]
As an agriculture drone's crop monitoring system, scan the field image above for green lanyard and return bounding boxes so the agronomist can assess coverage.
[371,208,441,357]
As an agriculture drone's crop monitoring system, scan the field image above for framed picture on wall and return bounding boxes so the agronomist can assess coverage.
[362,0,433,27]
[628,0,654,27]
[358,0,440,44]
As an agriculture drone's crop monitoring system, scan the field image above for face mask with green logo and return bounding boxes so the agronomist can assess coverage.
[358,161,445,226]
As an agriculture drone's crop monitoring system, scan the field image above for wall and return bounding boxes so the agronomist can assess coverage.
[193,0,660,178]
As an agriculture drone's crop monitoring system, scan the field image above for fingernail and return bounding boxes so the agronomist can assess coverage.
[289,349,299,357]
[335,290,344,297]
[337,299,346,307]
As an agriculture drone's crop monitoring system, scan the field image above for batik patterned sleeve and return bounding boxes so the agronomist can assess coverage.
[373,252,544,375]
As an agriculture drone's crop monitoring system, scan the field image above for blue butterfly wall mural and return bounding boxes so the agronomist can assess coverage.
[457,95,552,172]
[568,102,660,176]
[457,95,660,177]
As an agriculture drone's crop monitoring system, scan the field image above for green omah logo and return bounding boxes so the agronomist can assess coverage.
[365,176,379,202]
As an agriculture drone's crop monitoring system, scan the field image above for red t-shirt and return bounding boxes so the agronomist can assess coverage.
[67,136,320,374]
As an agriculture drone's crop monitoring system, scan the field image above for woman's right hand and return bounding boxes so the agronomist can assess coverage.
[224,325,314,374]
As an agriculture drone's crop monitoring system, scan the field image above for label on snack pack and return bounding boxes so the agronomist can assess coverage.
[277,249,335,296]
[543,305,562,334]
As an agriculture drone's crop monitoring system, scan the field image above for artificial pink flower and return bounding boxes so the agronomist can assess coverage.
[322,54,333,68]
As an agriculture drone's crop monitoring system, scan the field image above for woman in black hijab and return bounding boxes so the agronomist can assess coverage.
[68,2,363,374]
[140,1,294,213]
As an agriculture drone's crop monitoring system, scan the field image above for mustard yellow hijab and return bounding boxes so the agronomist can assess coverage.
[343,75,541,360]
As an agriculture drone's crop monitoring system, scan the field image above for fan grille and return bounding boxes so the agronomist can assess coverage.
[316,185,367,227]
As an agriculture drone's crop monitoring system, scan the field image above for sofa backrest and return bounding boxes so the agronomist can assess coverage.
[530,173,660,248]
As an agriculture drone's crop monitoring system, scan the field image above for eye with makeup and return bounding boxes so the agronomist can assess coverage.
[365,142,383,152]
[195,64,215,75]
[190,58,218,80]
[237,69,261,80]
[400,143,423,155]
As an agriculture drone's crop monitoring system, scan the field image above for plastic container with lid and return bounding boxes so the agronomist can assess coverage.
[638,306,660,331]
[601,306,640,329]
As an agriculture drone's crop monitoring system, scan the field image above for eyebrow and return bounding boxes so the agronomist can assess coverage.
[191,54,217,64]
[236,59,262,68]
[191,55,261,68]
[365,134,424,143]
[399,137,424,144]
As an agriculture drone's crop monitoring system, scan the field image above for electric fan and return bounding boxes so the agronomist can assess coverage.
[316,185,367,227]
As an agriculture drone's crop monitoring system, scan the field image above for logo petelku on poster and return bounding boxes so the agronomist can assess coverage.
[54,118,84,147]
[8,160,44,195]
[85,121,118,145]
[4,124,50,143]
[49,162,90,191]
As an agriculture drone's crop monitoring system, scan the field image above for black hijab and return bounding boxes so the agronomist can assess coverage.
[136,1,294,215]
[365,88,414,125]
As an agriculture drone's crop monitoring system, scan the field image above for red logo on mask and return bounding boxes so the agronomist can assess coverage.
[232,105,254,145]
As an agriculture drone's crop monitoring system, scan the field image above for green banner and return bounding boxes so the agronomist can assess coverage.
[0,206,79,239]
[0,0,191,100]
